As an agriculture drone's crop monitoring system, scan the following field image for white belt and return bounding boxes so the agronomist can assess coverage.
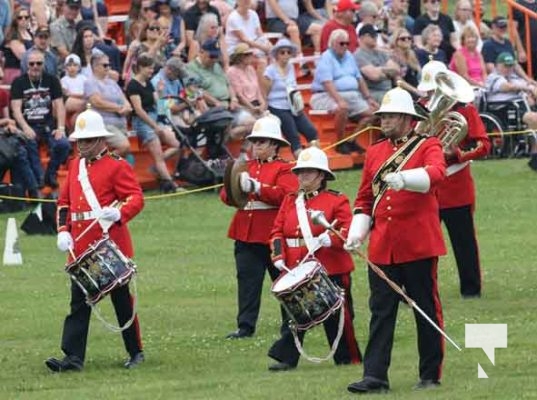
[286,238,307,247]
[71,211,98,221]
[446,161,470,177]
[243,201,277,210]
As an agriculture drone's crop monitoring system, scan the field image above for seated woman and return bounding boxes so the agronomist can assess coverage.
[227,43,267,119]
[449,26,487,87]
[127,53,180,193]
[390,27,421,88]
[1,8,33,84]
[262,38,319,159]
[415,24,447,67]
[310,29,376,155]
[84,52,133,161]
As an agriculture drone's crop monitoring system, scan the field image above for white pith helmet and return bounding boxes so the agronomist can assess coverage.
[247,114,290,146]
[374,87,426,120]
[69,107,114,141]
[417,60,448,92]
[292,147,335,180]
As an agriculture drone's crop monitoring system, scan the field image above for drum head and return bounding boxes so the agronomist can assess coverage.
[272,260,319,293]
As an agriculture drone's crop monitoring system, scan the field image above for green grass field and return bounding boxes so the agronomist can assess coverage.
[0,158,536,400]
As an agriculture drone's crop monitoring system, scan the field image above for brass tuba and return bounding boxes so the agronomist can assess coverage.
[414,70,475,151]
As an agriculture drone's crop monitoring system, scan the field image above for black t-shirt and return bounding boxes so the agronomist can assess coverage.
[126,78,156,115]
[183,4,221,32]
[10,72,62,127]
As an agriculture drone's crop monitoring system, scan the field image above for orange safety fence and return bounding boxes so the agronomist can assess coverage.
[506,0,537,78]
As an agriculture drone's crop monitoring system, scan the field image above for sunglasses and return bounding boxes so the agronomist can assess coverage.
[37,34,50,39]
[142,6,151,11]
[29,61,44,67]
[339,41,350,46]
[100,63,111,68]
[278,49,292,55]
[209,54,220,59]
[398,36,412,41]
[18,15,30,20]
[250,138,269,144]
[148,26,161,31]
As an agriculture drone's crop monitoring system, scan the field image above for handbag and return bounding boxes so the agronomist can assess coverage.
[287,87,305,116]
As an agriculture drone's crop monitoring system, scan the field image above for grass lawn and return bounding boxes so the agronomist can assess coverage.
[0,158,536,400]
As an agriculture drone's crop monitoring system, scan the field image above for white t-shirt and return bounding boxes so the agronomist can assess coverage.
[60,74,87,96]
[225,10,262,55]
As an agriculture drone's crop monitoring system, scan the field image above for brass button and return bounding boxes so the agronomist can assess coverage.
[387,206,392,210]
[248,213,252,217]
[388,217,392,221]
[386,196,391,201]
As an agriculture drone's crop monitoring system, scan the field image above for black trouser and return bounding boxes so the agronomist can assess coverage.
[440,205,482,296]
[362,258,444,383]
[61,282,142,363]
[234,241,281,334]
[268,274,362,367]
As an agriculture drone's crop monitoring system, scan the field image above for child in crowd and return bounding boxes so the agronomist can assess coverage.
[60,54,87,114]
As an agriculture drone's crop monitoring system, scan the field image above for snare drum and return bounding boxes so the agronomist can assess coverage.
[65,237,136,305]
[271,258,344,331]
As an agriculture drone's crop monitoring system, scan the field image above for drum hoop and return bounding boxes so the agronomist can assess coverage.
[271,259,324,294]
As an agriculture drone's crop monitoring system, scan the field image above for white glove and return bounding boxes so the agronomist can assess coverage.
[57,231,74,252]
[383,168,431,193]
[239,172,260,194]
[100,207,121,222]
[317,231,332,248]
[383,172,405,191]
[345,214,372,251]
[274,260,287,271]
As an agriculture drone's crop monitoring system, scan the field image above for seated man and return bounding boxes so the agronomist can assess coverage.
[486,52,537,164]
[355,24,401,104]
[185,38,255,141]
[310,29,377,155]
[320,0,359,53]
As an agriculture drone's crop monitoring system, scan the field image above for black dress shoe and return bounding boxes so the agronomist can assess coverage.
[268,362,296,372]
[45,355,83,373]
[413,379,441,390]
[225,329,253,339]
[124,352,145,369]
[462,293,481,299]
[347,377,389,394]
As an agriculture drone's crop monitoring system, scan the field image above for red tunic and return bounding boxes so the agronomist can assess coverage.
[353,136,447,265]
[270,190,355,275]
[220,158,298,244]
[436,103,491,209]
[57,153,144,260]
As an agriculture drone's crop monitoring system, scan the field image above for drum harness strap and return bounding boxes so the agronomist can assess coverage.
[290,192,346,363]
[76,158,138,333]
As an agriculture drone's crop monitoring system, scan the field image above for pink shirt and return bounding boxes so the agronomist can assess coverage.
[449,47,484,84]
[226,64,263,104]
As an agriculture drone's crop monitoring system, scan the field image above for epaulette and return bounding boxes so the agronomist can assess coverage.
[372,137,389,146]
[327,189,342,196]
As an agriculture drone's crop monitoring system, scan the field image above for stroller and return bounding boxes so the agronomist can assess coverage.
[159,96,235,186]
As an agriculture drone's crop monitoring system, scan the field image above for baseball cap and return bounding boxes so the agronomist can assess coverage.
[65,53,81,66]
[335,0,360,12]
[358,24,379,37]
[496,52,515,66]
[35,26,50,36]
[201,38,221,57]
[491,16,508,28]
[66,0,81,7]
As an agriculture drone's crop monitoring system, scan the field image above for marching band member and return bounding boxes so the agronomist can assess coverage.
[418,60,491,298]
[220,115,298,339]
[46,108,145,372]
[267,147,362,371]
[346,87,446,393]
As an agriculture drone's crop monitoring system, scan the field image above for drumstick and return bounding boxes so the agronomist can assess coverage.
[309,209,462,351]
[75,200,120,242]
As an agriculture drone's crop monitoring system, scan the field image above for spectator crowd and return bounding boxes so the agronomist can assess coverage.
[1,0,537,197]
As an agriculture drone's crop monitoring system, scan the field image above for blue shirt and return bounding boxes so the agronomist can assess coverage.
[311,49,362,93]
[264,63,297,110]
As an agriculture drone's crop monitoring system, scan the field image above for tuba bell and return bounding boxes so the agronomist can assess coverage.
[414,70,475,150]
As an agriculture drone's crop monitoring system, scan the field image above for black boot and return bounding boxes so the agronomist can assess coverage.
[45,355,83,372]
[528,154,537,171]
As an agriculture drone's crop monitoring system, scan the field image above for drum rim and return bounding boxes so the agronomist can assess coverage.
[271,259,322,294]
